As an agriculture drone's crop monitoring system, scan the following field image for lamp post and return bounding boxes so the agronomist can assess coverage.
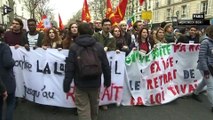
[171,16,177,28]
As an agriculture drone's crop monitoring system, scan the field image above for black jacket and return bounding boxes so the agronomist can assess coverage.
[177,35,200,43]
[63,34,111,92]
[23,31,44,47]
[0,77,6,95]
[0,42,16,94]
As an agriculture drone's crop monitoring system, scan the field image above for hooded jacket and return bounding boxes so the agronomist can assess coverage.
[63,34,111,92]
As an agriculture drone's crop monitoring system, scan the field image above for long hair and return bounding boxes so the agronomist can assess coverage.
[42,28,61,46]
[111,26,122,38]
[138,27,149,44]
[154,27,167,44]
[63,23,78,49]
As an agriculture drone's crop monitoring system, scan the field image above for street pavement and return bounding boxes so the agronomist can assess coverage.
[14,93,213,120]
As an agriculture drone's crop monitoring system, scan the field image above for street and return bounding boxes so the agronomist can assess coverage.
[13,93,213,120]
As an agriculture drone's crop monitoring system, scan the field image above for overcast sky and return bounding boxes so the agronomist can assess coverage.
[49,0,85,24]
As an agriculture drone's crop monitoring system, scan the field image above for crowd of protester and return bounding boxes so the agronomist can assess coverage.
[0,17,213,120]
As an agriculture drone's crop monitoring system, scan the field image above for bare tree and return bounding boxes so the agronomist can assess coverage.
[24,0,54,21]
[90,0,106,20]
[67,10,82,26]
[23,0,42,19]
[35,0,54,20]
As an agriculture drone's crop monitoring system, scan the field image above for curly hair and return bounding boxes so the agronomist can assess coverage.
[42,28,62,47]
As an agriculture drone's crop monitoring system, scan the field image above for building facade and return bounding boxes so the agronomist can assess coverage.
[152,0,213,25]
[0,0,30,28]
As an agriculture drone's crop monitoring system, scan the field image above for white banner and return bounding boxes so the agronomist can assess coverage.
[12,47,125,108]
[12,44,203,107]
[122,43,203,106]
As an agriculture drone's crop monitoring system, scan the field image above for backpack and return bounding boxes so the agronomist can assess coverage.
[76,44,102,79]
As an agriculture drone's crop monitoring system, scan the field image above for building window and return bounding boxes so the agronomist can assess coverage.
[201,1,208,14]
[155,11,158,22]
[181,5,187,18]
[155,1,159,9]
[167,0,171,5]
[167,8,171,21]
[148,0,151,9]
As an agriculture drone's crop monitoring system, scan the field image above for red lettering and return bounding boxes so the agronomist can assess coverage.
[150,61,161,74]
[130,97,135,105]
[114,86,123,101]
[150,90,165,104]
[174,85,180,94]
[150,94,155,104]
[188,84,196,93]
[173,44,186,52]
[168,86,177,95]
[173,44,181,53]
[189,45,195,52]
[137,97,143,105]
[167,71,173,82]
[155,93,161,104]
[173,69,177,79]
[147,79,153,90]
[195,45,200,51]
[180,45,186,52]
[153,77,158,88]
[66,86,75,102]
[101,88,111,100]
[180,84,187,94]
[130,97,143,105]
[169,57,174,67]
[162,57,174,70]
[163,74,168,83]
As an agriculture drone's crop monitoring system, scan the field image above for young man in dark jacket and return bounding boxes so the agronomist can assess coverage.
[0,41,16,120]
[4,18,29,48]
[63,23,111,120]
[24,18,44,48]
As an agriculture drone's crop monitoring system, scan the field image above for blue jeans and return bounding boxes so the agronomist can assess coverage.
[0,92,16,120]
[194,71,213,107]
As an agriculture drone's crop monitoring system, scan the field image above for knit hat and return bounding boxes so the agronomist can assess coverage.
[164,23,173,32]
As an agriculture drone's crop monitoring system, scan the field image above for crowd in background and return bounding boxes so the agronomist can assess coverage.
[0,17,213,120]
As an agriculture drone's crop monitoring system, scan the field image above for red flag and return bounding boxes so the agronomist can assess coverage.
[37,15,47,29]
[106,0,117,26]
[81,0,91,22]
[114,0,128,23]
[58,14,64,30]
[139,0,145,6]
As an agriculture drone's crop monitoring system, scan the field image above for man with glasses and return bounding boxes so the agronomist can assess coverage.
[94,20,102,33]
[93,18,116,52]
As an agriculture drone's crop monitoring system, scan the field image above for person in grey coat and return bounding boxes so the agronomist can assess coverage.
[0,41,16,120]
[192,25,213,112]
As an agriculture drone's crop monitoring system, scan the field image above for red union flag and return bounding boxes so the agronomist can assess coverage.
[58,14,64,30]
[139,0,145,6]
[106,0,117,26]
[114,0,127,23]
[81,0,91,22]
[37,15,47,29]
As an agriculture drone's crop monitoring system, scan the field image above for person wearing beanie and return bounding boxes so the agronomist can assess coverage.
[164,23,176,43]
